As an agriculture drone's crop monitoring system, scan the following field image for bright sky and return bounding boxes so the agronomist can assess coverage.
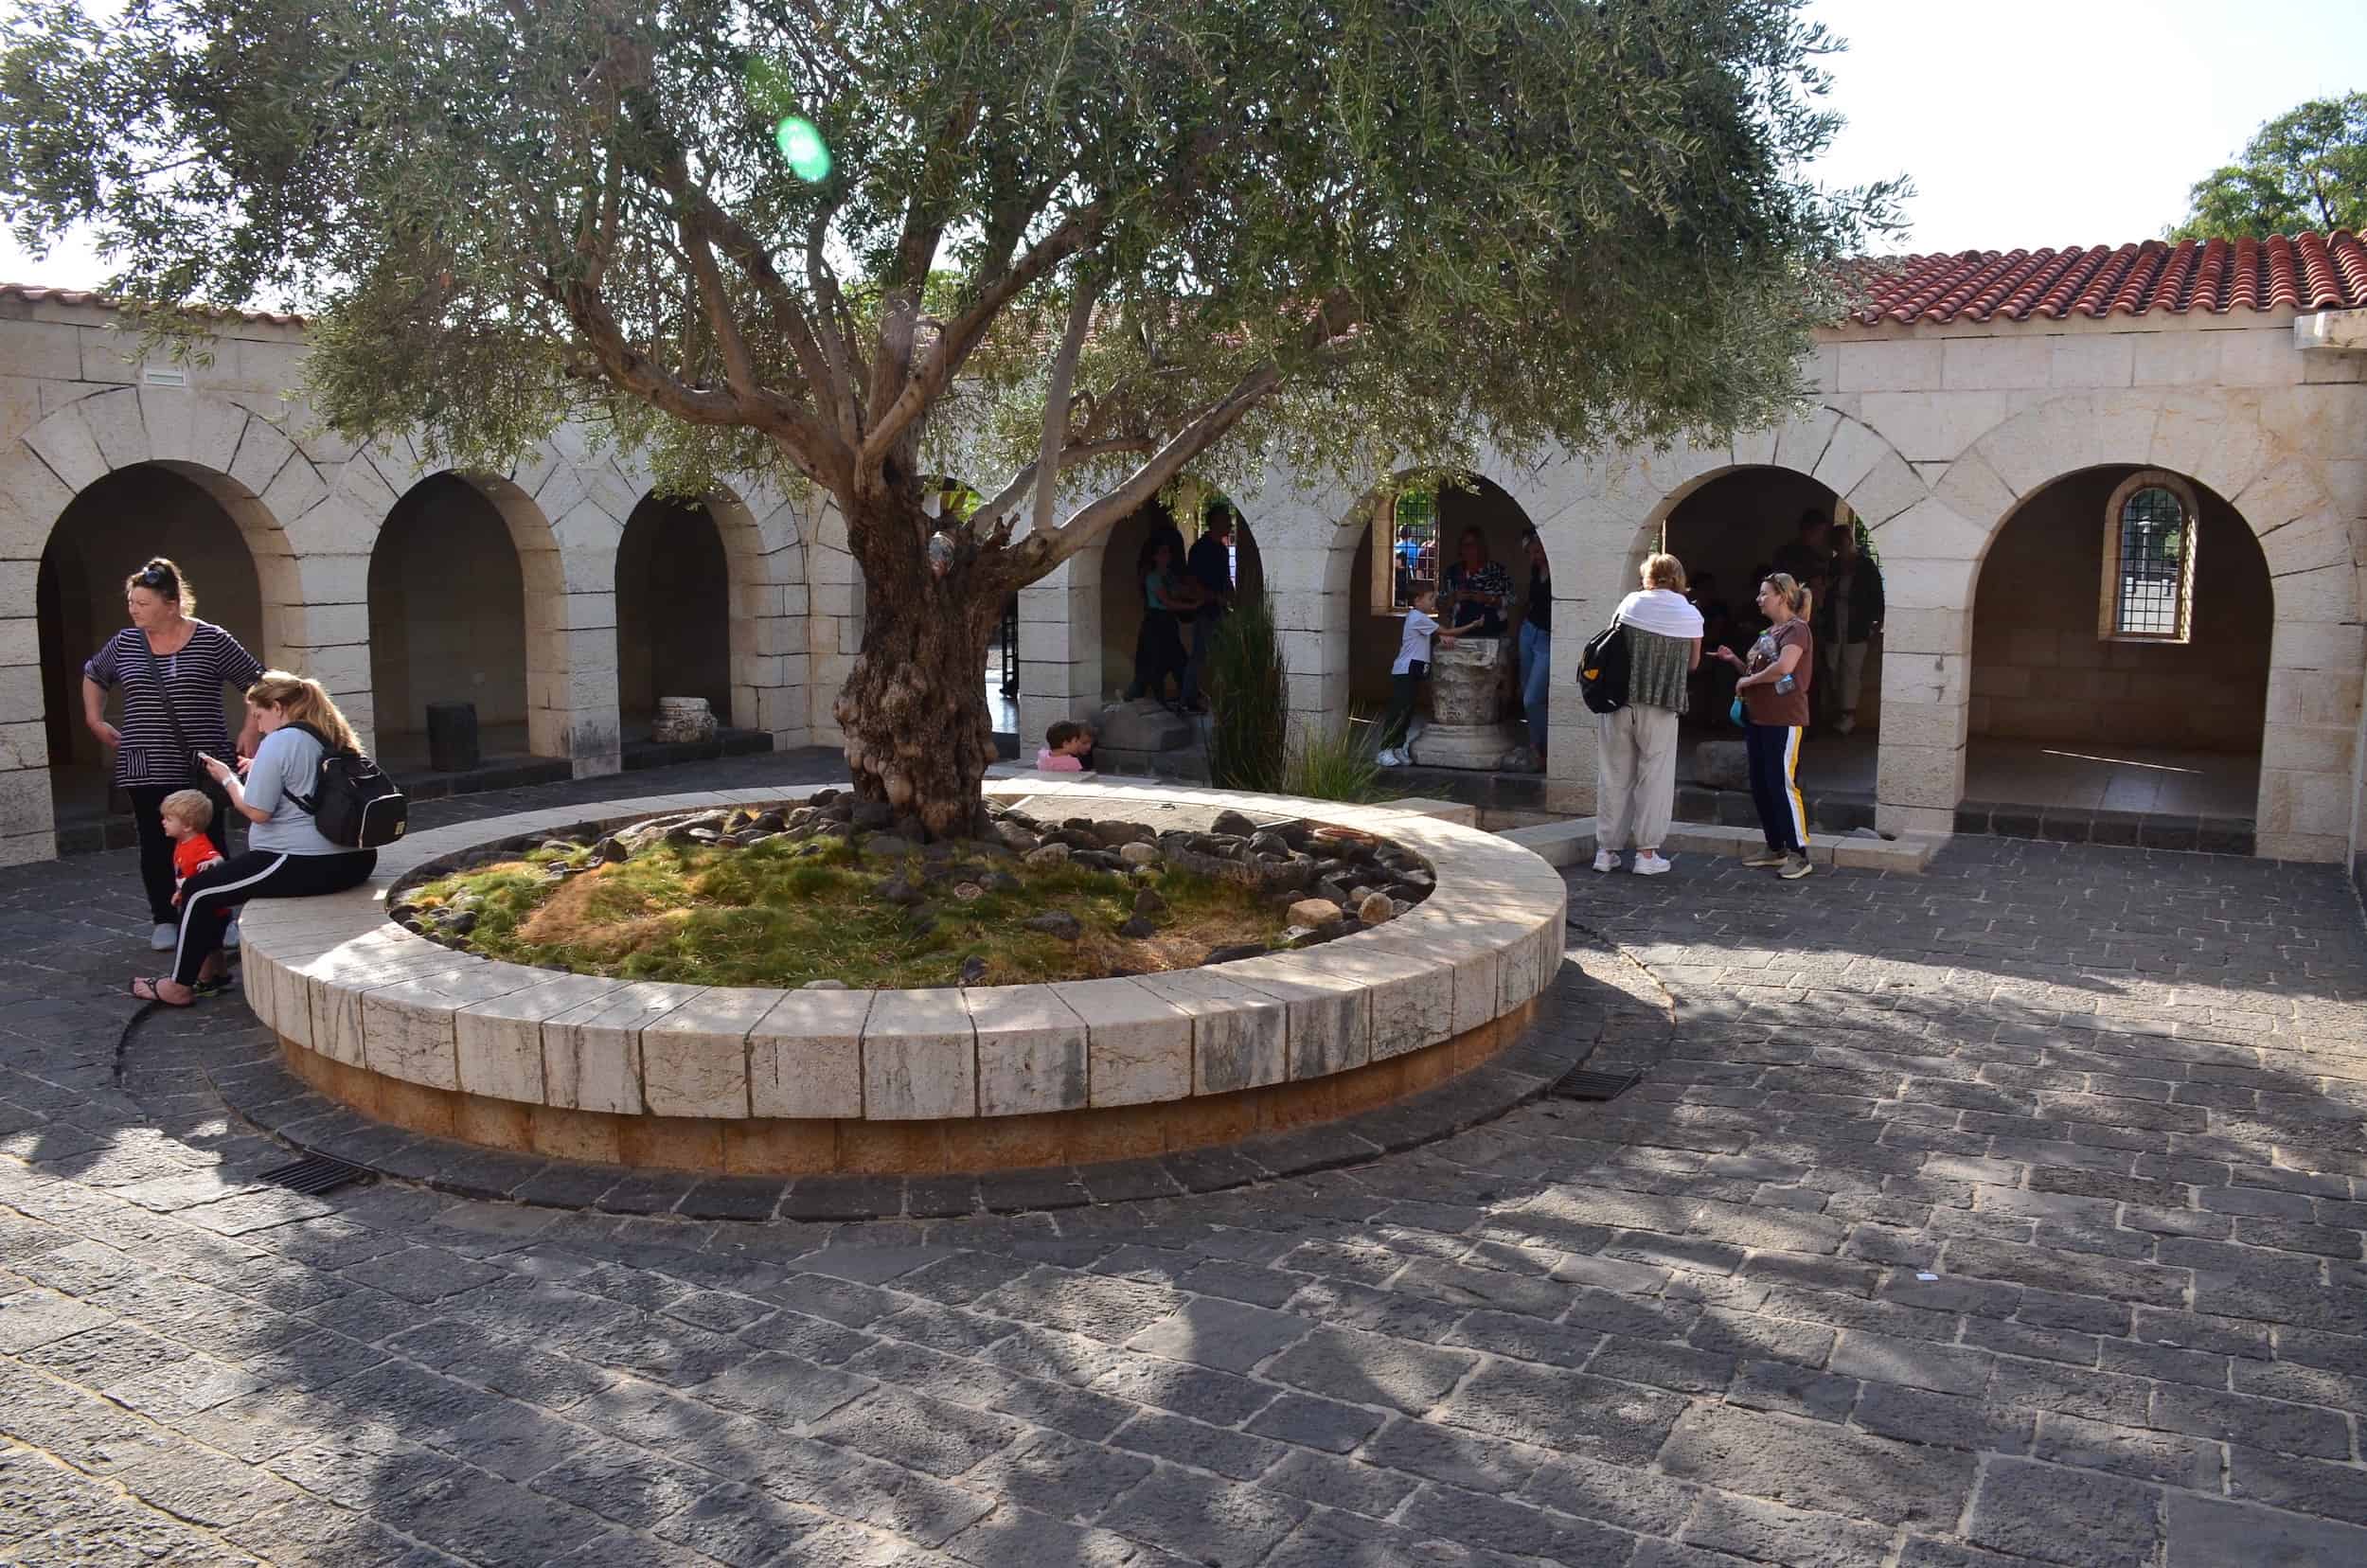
[1806,0,2367,255]
[2,1,2362,289]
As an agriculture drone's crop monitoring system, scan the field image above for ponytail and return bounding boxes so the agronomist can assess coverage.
[1763,573,1811,620]
[245,670,360,754]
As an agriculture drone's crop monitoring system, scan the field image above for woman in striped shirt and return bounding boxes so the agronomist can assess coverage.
[81,558,265,951]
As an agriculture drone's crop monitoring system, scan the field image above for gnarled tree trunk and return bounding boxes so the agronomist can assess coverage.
[831,490,1006,840]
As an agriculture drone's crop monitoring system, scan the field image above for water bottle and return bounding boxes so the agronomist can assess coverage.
[1774,672,1797,695]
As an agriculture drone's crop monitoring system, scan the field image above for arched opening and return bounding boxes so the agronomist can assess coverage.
[1097,482,1262,707]
[36,463,268,852]
[1651,466,1866,812]
[1342,473,1538,768]
[366,473,536,776]
[1966,465,2268,842]
[614,494,733,742]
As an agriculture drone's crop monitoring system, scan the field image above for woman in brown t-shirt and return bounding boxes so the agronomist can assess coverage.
[1709,574,1816,879]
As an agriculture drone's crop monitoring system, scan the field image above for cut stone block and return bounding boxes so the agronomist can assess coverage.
[863,989,977,1119]
[1219,958,1375,1079]
[1058,977,1194,1108]
[751,989,869,1119]
[456,971,626,1105]
[542,982,708,1115]
[642,988,778,1118]
[1133,969,1286,1096]
[968,985,1091,1116]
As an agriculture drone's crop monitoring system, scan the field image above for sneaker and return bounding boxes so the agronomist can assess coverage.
[150,923,176,951]
[1741,849,1787,868]
[1378,749,1405,768]
[1834,714,1857,736]
[1631,852,1672,876]
[222,918,240,951]
[1592,849,1619,874]
[1778,852,1814,880]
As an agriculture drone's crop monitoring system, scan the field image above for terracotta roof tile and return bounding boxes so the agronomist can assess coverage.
[0,281,304,326]
[1846,232,2367,324]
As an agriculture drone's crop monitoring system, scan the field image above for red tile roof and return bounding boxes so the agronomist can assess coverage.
[12,233,2367,337]
[0,280,305,326]
[1847,233,2367,325]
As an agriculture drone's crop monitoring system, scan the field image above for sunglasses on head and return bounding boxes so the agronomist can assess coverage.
[136,568,172,590]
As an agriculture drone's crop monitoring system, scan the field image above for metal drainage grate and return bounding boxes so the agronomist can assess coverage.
[258,1154,376,1197]
[1547,1067,1642,1102]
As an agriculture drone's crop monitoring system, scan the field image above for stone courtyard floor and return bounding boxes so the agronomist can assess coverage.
[6,751,2367,1567]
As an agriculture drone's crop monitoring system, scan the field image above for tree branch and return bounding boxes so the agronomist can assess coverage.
[858,200,1107,466]
[1030,274,1100,537]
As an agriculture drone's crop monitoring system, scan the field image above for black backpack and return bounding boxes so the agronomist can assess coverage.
[1578,620,1630,714]
[285,722,408,847]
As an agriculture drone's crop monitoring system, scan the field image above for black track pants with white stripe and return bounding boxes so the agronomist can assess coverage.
[171,848,376,988]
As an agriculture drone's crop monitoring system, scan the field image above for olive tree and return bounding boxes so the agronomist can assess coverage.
[0,0,1896,834]
[2171,92,2367,241]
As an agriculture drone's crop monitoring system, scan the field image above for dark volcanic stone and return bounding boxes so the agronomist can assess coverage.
[1203,943,1268,965]
[1133,889,1167,918]
[1025,912,1083,941]
[876,877,924,906]
[1117,917,1157,939]
[958,955,989,986]
[1211,809,1260,837]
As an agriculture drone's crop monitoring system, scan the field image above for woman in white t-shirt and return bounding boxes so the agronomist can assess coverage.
[1378,587,1483,767]
[130,671,378,1007]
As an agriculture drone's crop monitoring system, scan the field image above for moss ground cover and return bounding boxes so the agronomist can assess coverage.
[404,835,1287,989]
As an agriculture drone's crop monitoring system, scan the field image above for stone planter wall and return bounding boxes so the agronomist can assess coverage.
[237,779,1567,1173]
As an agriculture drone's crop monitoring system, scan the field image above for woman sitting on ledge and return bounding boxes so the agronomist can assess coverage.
[132,672,379,1007]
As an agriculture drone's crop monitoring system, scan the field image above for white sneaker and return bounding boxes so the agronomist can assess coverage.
[1592,849,1619,874]
[222,918,240,951]
[1631,852,1672,876]
[1377,749,1404,768]
[150,923,176,951]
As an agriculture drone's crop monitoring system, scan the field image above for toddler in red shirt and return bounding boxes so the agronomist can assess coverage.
[160,790,225,908]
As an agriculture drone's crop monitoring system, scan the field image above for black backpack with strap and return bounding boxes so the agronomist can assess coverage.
[1578,620,1631,714]
[285,722,408,847]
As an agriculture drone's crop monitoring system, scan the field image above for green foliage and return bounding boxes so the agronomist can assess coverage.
[1202,593,1288,792]
[410,837,1283,989]
[2170,92,2367,241]
[1283,712,1387,804]
[0,0,1900,526]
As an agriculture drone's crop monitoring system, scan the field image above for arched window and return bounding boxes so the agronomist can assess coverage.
[1372,488,1438,611]
[2100,471,2199,643]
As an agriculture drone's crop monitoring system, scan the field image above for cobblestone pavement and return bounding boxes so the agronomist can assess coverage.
[6,753,2367,1566]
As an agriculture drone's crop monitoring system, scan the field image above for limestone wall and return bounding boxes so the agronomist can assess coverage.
[3,288,2363,865]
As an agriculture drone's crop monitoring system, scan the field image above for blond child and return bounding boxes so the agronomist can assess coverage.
[159,790,224,906]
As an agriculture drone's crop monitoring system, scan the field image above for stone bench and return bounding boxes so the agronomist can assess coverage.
[235,780,1569,1174]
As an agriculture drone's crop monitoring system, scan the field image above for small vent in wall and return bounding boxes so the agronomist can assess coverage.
[142,365,187,387]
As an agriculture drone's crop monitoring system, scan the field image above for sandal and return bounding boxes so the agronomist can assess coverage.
[130,976,198,1007]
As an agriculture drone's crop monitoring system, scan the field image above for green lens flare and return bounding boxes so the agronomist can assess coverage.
[774,116,831,182]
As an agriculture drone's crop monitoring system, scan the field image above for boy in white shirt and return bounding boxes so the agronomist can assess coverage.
[1378,588,1480,765]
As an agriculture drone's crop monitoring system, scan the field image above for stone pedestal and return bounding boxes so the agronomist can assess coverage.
[1409,638,1525,771]
[651,696,719,744]
[1092,698,1200,775]
[1693,740,1749,791]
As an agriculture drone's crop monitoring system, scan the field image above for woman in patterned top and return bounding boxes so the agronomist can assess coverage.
[81,559,265,951]
[1440,526,1511,639]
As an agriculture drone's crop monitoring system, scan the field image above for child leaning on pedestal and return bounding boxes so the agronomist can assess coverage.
[1377,587,1483,767]
[1038,720,1095,772]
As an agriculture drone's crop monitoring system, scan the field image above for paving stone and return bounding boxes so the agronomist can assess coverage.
[1440,1359,1689,1465]
[811,1386,1029,1478]
[1658,1404,1978,1527]
[1684,1490,1895,1568]
[1092,1464,1307,1568]
[1264,1326,1478,1413]
[1967,1457,2162,1568]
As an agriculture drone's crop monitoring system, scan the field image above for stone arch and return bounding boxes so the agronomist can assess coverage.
[612,480,807,741]
[365,455,605,773]
[1874,387,2363,858]
[0,388,343,860]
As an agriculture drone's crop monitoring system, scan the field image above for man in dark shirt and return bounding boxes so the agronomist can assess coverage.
[1770,508,1833,600]
[1179,508,1237,712]
[1517,529,1552,770]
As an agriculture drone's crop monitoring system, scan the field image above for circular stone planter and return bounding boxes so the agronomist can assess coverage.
[234,779,1568,1175]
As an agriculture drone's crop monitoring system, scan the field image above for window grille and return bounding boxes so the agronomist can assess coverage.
[1377,490,1439,610]
[2099,471,2198,643]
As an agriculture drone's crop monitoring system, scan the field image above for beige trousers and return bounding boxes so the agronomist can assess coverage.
[1596,704,1680,851]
